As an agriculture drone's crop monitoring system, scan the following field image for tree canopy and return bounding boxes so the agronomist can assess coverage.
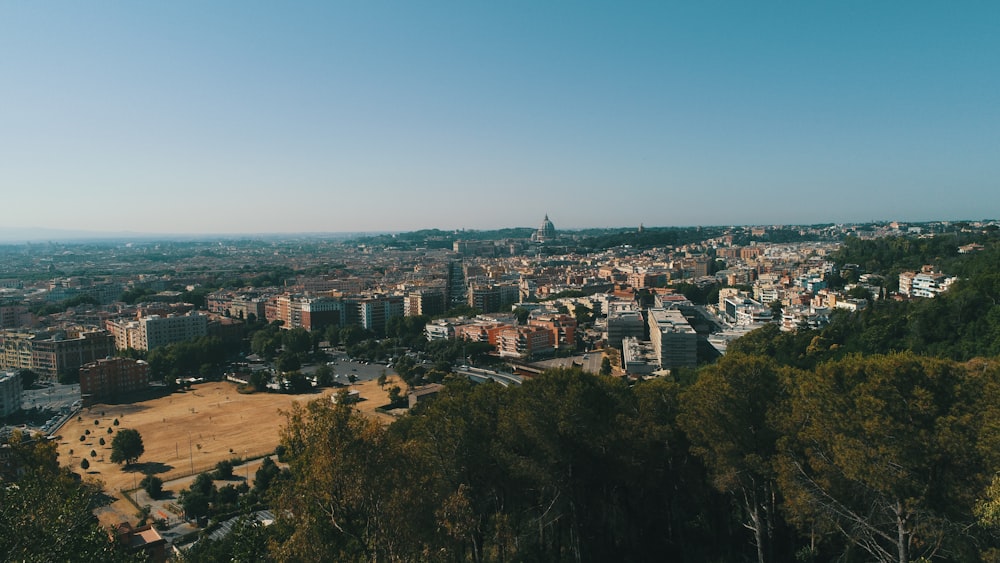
[109,428,145,466]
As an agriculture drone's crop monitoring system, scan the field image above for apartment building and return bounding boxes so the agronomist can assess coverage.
[647,308,697,371]
[497,325,554,359]
[0,371,21,417]
[79,357,149,406]
[0,330,116,378]
[108,314,207,351]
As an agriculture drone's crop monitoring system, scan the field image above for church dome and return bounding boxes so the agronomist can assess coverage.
[533,214,556,242]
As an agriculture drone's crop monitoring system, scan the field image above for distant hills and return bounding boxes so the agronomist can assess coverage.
[0,227,375,243]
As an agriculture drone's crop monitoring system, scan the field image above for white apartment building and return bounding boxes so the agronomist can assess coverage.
[647,308,697,371]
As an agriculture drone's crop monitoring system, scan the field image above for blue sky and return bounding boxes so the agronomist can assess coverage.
[2,2,998,234]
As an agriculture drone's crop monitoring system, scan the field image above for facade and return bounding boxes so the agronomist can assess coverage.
[108,314,207,351]
[647,308,697,371]
[528,314,577,350]
[0,332,35,373]
[79,357,149,406]
[357,295,404,337]
[606,310,645,348]
[0,304,33,330]
[0,371,21,417]
[139,314,207,350]
[406,289,447,318]
[468,283,519,314]
[1,330,116,379]
[497,325,554,359]
[300,296,346,331]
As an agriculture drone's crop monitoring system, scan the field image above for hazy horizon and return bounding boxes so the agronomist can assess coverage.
[3,2,998,234]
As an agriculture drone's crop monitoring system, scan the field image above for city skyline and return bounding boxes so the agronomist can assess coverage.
[3,2,999,234]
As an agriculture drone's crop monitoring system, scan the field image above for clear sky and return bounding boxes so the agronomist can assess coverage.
[2,1,998,235]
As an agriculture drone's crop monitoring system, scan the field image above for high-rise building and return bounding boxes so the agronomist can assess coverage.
[406,290,447,318]
[647,308,697,371]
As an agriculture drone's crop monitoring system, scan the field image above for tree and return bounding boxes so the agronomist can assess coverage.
[678,354,786,563]
[275,352,301,374]
[17,369,37,389]
[254,456,281,495]
[377,372,388,389]
[141,475,164,499]
[249,371,270,392]
[0,470,137,561]
[214,459,235,480]
[315,364,334,387]
[387,385,403,407]
[775,353,985,563]
[270,397,439,561]
[282,328,313,355]
[284,371,311,394]
[600,356,612,376]
[110,428,145,466]
[180,489,211,523]
[80,458,90,470]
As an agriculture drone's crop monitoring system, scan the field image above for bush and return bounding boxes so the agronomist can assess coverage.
[214,459,234,480]
[140,475,164,499]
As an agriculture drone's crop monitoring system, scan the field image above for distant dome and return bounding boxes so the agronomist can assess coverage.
[532,214,557,242]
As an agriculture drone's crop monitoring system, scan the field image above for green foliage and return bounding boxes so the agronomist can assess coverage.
[141,475,164,499]
[109,428,144,465]
[17,369,37,389]
[0,436,139,562]
[249,370,270,392]
[775,353,985,562]
[678,354,787,563]
[386,385,403,407]
[254,456,281,495]
[146,335,232,381]
[283,371,311,394]
[274,352,301,373]
[214,459,235,480]
[314,364,334,387]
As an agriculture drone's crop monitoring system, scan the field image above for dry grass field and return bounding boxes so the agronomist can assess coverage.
[55,377,400,527]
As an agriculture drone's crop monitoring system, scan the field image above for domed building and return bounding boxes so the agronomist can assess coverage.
[531,214,557,243]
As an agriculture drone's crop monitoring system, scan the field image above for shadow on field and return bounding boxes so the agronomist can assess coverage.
[126,461,174,475]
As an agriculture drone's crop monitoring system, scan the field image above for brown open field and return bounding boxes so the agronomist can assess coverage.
[55,377,400,527]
